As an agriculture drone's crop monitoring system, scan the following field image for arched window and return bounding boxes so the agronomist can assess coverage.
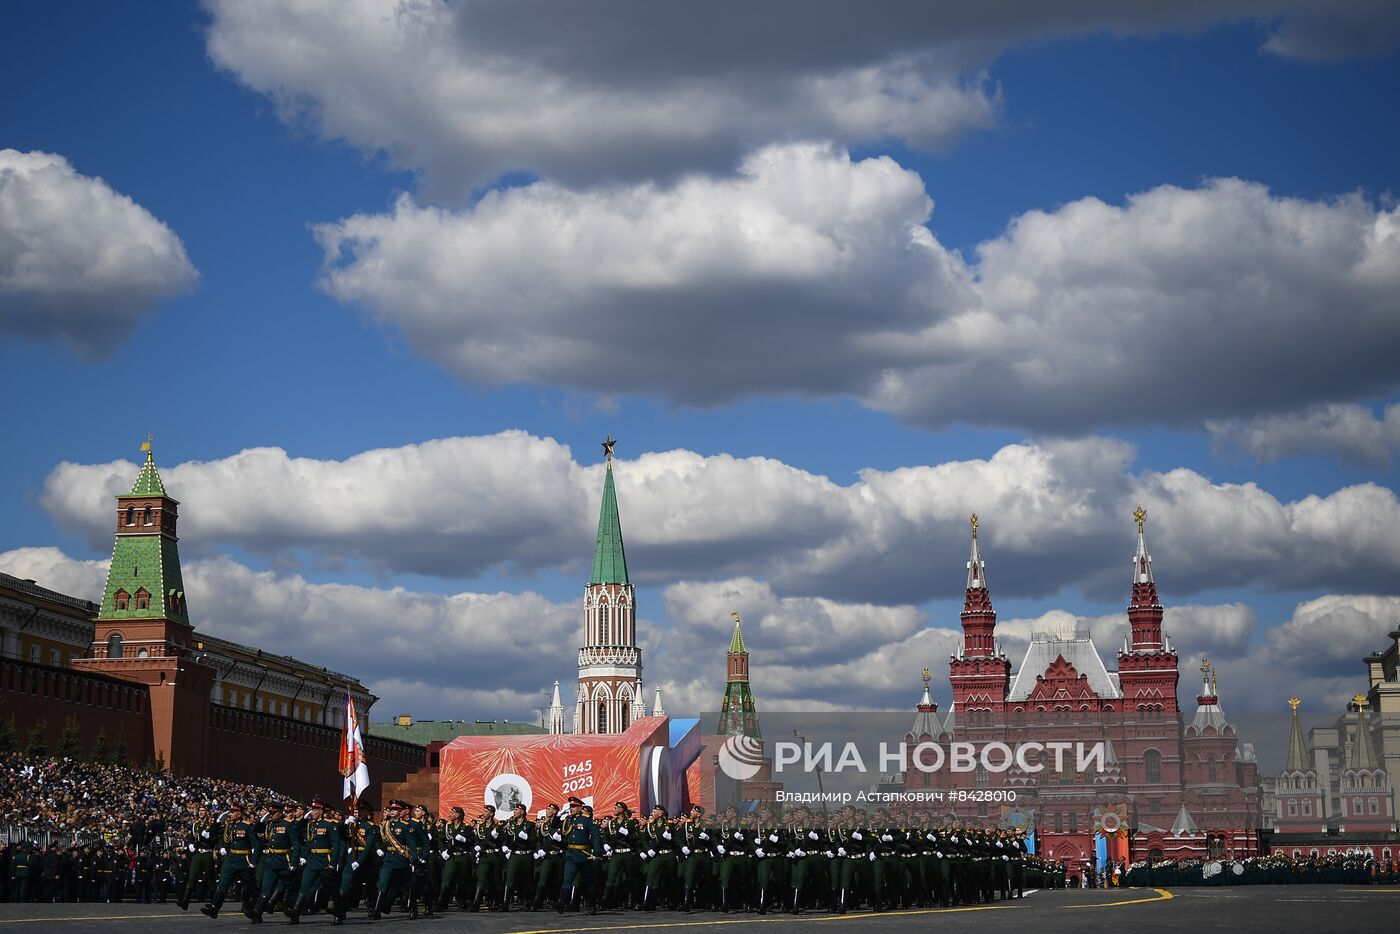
[142,505,153,526]
[1302,799,1312,816]
[1368,798,1379,815]
[621,705,630,731]
[125,505,136,526]
[106,633,123,659]
[113,589,130,610]
[1208,759,1217,782]
[1353,796,1364,815]
[1287,799,1298,816]
[1145,749,1162,784]
[598,702,608,733]
[134,588,150,611]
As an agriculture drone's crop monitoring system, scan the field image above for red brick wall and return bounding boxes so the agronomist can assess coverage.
[0,658,153,760]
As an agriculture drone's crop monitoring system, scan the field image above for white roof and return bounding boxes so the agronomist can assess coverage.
[1170,805,1199,835]
[1008,629,1122,702]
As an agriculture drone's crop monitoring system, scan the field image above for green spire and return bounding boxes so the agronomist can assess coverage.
[589,439,629,585]
[729,617,747,654]
[130,440,167,496]
[720,612,760,738]
[99,443,189,626]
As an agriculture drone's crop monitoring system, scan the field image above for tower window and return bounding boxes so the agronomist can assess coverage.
[143,505,153,526]
[125,505,136,526]
[107,633,123,659]
[114,589,130,610]
[598,702,608,733]
[1145,749,1162,784]
[134,588,150,611]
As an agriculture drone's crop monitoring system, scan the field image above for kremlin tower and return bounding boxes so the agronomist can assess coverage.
[574,437,646,734]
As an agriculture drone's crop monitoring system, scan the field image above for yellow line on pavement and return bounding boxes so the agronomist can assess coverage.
[0,914,185,925]
[1064,887,1174,909]
[510,902,1020,934]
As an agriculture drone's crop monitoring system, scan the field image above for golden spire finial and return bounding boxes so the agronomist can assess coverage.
[970,513,979,538]
[1288,697,1301,712]
[140,433,153,460]
[1134,505,1147,534]
[602,434,617,464]
[1353,693,1369,711]
[731,611,741,625]
[1199,657,1210,674]
[921,667,931,687]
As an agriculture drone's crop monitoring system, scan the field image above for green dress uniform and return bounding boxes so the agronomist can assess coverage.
[201,815,262,919]
[602,815,642,908]
[502,814,538,909]
[178,818,221,910]
[752,820,788,913]
[370,812,418,919]
[789,820,826,913]
[8,845,31,904]
[252,813,303,921]
[556,808,602,912]
[640,816,679,910]
[677,817,715,911]
[336,817,379,919]
[291,812,344,922]
[405,814,435,916]
[437,818,476,910]
[471,815,505,910]
[532,813,564,910]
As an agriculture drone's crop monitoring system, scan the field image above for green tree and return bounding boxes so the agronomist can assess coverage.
[92,727,110,763]
[0,712,15,754]
[113,730,129,765]
[57,717,82,759]
[25,718,48,758]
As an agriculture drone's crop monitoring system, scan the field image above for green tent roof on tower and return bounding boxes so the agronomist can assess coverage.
[730,619,747,654]
[129,444,167,496]
[590,453,630,585]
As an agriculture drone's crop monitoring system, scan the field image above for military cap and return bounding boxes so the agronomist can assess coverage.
[567,796,584,806]
[545,802,560,812]
[450,806,465,818]
[386,800,407,810]
[689,804,706,815]
[229,803,244,813]
[483,803,496,812]
[310,798,330,809]
[266,801,284,812]
[582,805,594,816]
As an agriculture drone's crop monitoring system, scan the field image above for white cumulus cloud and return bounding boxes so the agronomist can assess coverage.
[0,150,197,354]
[1208,402,1400,466]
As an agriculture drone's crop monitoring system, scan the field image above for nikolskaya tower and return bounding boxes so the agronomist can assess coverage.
[567,436,647,734]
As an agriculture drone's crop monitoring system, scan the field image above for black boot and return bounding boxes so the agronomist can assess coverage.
[469,884,485,912]
[837,887,847,915]
[758,888,767,914]
[177,892,190,911]
[245,895,269,924]
[368,889,389,921]
[792,886,801,914]
[681,884,692,913]
[500,885,512,912]
[200,893,225,919]
[720,887,729,913]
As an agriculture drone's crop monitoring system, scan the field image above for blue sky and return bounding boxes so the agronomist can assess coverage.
[3,1,1398,724]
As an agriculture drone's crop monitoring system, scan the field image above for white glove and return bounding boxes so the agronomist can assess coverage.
[735,832,745,841]
[837,847,847,857]
[681,846,690,855]
[808,831,818,840]
[824,850,834,859]
[662,830,672,840]
[219,848,227,856]
[951,835,959,843]
[882,834,893,843]
[769,834,779,843]
[648,849,657,858]
[376,849,385,857]
[551,832,562,842]
[502,847,512,858]
[926,833,936,841]
[299,857,307,866]
[868,852,877,862]
[534,850,545,860]
[756,848,766,858]
[640,850,649,860]
[997,841,1005,848]
[454,834,466,843]
[604,844,612,854]
[201,830,210,839]
[517,830,528,840]
[717,845,727,855]
[852,831,863,841]
[344,817,356,825]
[619,827,628,836]
[795,849,806,858]
[473,845,481,853]
[490,829,498,839]
[440,850,449,860]
[936,851,943,859]
[699,832,709,840]
[188,844,196,853]
[1003,854,1010,861]
[351,861,360,871]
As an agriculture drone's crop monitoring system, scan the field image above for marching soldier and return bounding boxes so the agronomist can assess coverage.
[249,801,302,923]
[601,801,641,909]
[369,800,417,920]
[406,803,436,918]
[334,800,378,923]
[200,803,261,920]
[677,804,713,912]
[470,804,504,911]
[555,797,602,914]
[289,799,343,924]
[752,805,787,914]
[640,805,678,911]
[531,803,564,911]
[177,805,220,911]
[502,802,537,910]
[437,806,475,911]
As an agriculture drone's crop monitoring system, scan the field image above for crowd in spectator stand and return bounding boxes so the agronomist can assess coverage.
[1,752,296,903]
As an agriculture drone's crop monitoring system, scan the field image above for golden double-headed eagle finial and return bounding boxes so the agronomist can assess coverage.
[1353,693,1369,711]
[1288,697,1301,712]
[1134,505,1147,534]
[921,667,931,686]
[970,514,978,538]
